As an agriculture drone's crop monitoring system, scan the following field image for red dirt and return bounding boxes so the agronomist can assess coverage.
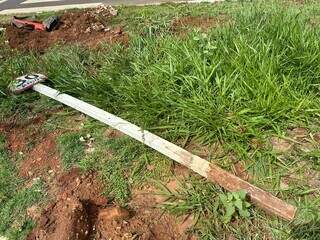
[27,168,109,240]
[7,126,29,152]
[28,167,194,240]
[4,114,195,240]
[104,128,125,139]
[19,132,61,178]
[5,115,47,152]
[6,10,128,53]
[112,188,194,240]
[171,14,232,34]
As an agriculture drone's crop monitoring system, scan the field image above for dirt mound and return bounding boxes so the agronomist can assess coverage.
[29,198,92,240]
[27,168,108,240]
[95,187,191,240]
[28,168,193,240]
[6,9,127,53]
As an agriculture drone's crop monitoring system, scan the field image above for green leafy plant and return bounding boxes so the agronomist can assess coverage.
[219,190,251,223]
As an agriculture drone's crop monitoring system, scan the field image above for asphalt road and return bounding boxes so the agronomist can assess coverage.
[0,0,195,14]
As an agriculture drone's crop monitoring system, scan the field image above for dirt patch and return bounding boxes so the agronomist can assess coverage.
[6,9,127,52]
[6,126,29,152]
[4,113,195,240]
[28,168,194,240]
[106,188,194,240]
[5,115,47,152]
[270,136,293,153]
[19,132,61,178]
[171,14,232,35]
[27,168,108,240]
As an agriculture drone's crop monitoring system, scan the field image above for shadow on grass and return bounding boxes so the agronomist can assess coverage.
[291,221,320,240]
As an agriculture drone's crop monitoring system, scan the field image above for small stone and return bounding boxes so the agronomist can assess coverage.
[75,178,81,187]
[79,136,85,142]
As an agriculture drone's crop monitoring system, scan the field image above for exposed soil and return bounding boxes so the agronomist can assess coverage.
[27,168,108,240]
[5,115,47,152]
[27,166,193,240]
[19,132,61,178]
[104,128,125,139]
[6,9,127,53]
[3,114,195,240]
[171,14,232,35]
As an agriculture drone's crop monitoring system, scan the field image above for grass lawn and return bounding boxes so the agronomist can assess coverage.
[0,0,320,239]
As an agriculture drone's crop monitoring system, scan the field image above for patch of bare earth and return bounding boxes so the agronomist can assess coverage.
[19,132,61,178]
[4,115,47,152]
[27,168,108,240]
[122,187,197,240]
[270,128,320,190]
[104,128,125,139]
[171,14,232,36]
[4,115,197,240]
[6,8,127,53]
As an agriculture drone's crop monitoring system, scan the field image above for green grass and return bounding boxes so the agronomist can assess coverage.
[62,120,173,204]
[58,132,85,169]
[1,0,320,239]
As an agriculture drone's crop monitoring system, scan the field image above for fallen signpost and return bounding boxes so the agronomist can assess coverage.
[12,74,297,221]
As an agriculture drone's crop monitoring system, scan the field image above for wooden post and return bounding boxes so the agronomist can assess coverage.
[32,83,296,221]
